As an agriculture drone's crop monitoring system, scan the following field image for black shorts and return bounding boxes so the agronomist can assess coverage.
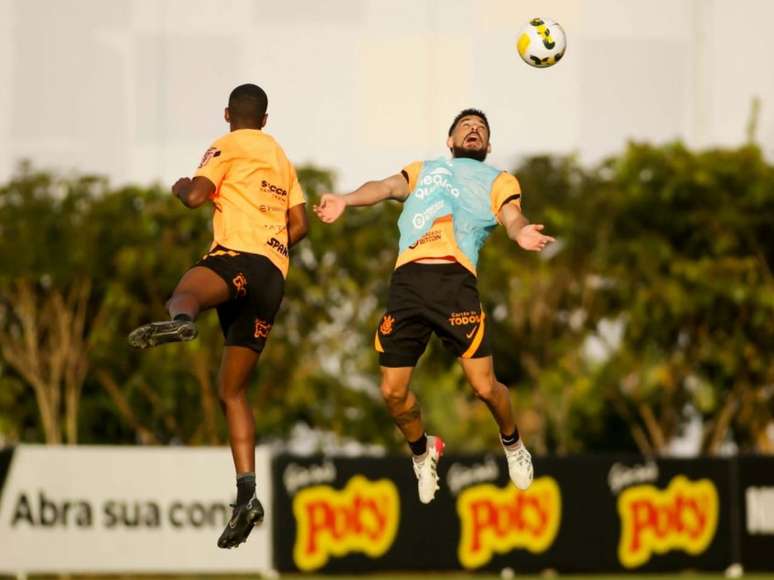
[195,245,284,352]
[376,261,491,367]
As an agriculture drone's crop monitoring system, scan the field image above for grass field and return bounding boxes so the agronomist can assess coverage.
[9,574,774,580]
[267,575,774,580]
[279,575,769,580]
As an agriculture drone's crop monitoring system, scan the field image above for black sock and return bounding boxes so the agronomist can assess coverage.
[236,472,256,505]
[173,313,193,323]
[409,434,428,456]
[501,427,520,446]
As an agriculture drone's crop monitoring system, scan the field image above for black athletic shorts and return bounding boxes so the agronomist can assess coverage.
[195,245,284,352]
[375,261,491,367]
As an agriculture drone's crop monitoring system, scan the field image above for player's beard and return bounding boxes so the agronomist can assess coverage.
[452,145,488,162]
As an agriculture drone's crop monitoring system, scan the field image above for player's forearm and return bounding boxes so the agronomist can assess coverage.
[287,204,309,247]
[504,210,530,241]
[341,181,395,207]
[288,222,308,247]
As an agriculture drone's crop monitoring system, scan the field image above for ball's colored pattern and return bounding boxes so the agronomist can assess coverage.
[517,17,567,68]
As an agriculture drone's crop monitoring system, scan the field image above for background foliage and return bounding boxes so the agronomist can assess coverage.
[1,141,772,455]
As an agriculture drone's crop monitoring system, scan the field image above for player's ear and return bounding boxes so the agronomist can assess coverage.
[224,107,230,123]
[487,141,492,154]
[446,135,454,150]
[260,113,268,129]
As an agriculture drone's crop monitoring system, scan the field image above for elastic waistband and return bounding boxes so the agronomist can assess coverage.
[395,260,466,274]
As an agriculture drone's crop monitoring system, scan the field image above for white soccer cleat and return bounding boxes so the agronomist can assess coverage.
[412,435,445,504]
[503,440,533,490]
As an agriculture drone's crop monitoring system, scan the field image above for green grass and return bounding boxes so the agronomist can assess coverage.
[8,574,774,580]
[274,575,774,580]
[272,575,774,580]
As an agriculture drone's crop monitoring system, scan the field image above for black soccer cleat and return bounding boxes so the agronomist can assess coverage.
[127,320,198,349]
[217,496,265,549]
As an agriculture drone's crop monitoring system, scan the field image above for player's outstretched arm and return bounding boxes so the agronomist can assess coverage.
[172,176,216,209]
[313,173,410,224]
[499,203,556,252]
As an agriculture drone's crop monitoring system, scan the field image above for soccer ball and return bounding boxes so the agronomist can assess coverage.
[517,17,566,68]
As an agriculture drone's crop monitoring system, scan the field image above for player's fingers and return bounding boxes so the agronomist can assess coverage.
[534,224,545,231]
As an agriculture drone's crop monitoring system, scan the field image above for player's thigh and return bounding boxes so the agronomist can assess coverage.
[217,256,284,352]
[173,266,231,310]
[217,345,260,398]
[377,267,433,367]
[459,355,497,391]
[376,312,432,368]
[432,268,491,359]
[379,366,415,401]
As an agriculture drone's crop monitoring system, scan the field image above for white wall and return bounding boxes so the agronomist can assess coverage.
[1,0,772,192]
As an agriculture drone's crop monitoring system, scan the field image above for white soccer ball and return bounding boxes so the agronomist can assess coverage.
[517,17,567,68]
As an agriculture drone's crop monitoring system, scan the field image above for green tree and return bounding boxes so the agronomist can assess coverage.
[1,142,771,456]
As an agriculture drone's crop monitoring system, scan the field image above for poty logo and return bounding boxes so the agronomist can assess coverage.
[414,167,461,200]
[618,476,718,569]
[412,201,446,229]
[457,478,561,569]
[292,476,399,571]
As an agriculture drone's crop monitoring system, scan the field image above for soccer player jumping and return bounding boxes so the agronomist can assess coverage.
[314,109,554,503]
[128,84,308,547]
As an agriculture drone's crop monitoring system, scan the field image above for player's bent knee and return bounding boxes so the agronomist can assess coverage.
[471,376,498,401]
[379,381,409,405]
[218,383,247,404]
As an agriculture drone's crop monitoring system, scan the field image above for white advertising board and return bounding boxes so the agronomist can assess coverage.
[0,445,274,574]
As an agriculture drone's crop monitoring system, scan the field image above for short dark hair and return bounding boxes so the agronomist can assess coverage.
[448,108,490,136]
[228,84,268,124]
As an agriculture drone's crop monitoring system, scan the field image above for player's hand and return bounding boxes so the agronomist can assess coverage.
[171,177,193,198]
[515,224,556,252]
[313,193,347,223]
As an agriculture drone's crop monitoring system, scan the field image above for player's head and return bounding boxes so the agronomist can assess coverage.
[447,108,491,161]
[225,84,268,129]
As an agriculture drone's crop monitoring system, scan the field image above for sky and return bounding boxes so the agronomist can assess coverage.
[1,0,773,193]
